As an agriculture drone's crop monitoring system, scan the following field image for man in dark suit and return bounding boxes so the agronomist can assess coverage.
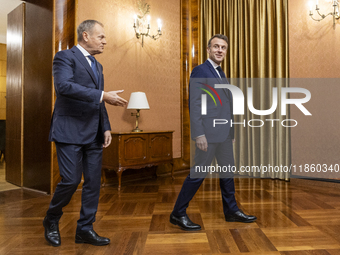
[43,20,127,246]
[170,34,256,231]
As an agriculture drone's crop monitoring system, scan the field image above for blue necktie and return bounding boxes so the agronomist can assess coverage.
[88,55,99,83]
[216,66,226,79]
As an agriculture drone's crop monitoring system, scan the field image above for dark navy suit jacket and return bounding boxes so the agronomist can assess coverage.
[189,60,234,143]
[49,46,111,144]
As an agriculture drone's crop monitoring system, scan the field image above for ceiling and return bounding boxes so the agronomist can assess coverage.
[0,0,24,44]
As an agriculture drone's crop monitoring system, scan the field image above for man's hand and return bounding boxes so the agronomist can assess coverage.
[196,135,208,152]
[103,90,128,106]
[103,130,112,148]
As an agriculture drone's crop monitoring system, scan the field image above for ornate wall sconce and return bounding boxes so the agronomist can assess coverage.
[309,0,340,28]
[133,0,162,47]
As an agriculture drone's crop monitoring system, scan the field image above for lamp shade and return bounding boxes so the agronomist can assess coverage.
[127,92,150,109]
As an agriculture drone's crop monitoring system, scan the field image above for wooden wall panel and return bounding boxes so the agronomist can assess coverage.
[55,0,76,51]
[52,0,76,193]
[22,0,53,192]
[6,1,53,192]
[0,44,6,119]
[6,4,24,187]
[174,0,200,171]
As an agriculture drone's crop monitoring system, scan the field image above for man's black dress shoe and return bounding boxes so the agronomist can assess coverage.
[170,213,201,231]
[225,210,257,223]
[75,229,110,246]
[43,216,61,247]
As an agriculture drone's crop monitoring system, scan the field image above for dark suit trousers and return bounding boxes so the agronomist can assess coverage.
[172,138,239,216]
[46,140,103,232]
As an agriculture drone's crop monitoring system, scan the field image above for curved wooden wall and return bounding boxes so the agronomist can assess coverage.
[6,0,53,193]
[176,0,200,171]
[52,0,76,193]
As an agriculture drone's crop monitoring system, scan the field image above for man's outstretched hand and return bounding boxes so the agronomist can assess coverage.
[103,90,128,106]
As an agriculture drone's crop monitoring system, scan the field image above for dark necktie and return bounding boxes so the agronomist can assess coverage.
[216,66,226,79]
[88,55,99,83]
[216,66,231,100]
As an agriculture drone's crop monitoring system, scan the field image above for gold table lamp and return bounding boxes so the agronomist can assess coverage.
[127,92,150,132]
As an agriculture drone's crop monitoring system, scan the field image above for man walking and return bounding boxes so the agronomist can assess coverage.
[170,34,256,231]
[43,20,127,246]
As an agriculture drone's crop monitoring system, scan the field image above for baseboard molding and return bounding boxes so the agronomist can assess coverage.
[157,168,189,177]
[290,176,340,189]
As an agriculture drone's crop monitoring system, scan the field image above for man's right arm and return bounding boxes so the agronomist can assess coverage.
[189,66,208,151]
[53,51,127,107]
[53,51,102,103]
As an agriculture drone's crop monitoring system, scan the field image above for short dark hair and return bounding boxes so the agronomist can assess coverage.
[207,34,229,47]
[77,20,104,42]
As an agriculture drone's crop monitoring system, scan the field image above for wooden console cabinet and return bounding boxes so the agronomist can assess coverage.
[102,131,174,191]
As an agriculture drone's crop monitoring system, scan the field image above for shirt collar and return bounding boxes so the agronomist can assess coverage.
[208,58,220,69]
[76,44,91,57]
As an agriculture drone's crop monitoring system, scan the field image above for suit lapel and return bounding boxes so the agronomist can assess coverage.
[71,46,99,87]
[205,60,222,84]
[205,60,230,100]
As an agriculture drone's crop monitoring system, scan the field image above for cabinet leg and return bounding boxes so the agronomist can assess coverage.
[116,168,123,191]
[171,162,175,180]
[101,168,107,186]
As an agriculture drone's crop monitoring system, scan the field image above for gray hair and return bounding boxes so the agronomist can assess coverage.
[77,20,104,42]
[207,34,229,47]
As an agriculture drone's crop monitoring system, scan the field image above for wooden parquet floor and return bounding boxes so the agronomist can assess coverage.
[1,172,340,255]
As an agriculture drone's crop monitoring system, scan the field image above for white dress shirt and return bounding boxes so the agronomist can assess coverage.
[207,58,222,78]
